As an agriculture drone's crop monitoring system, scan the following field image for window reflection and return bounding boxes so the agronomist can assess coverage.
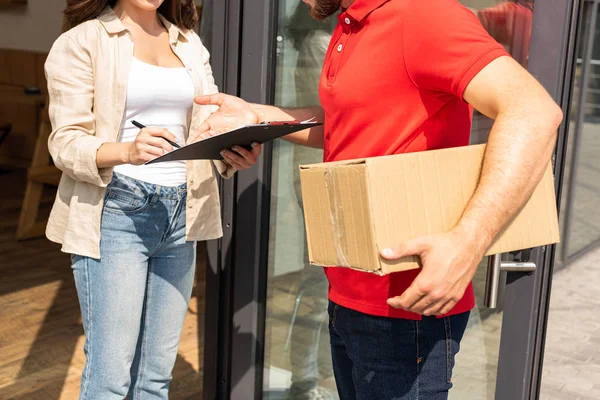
[477,1,533,67]
[470,1,534,144]
[266,2,336,399]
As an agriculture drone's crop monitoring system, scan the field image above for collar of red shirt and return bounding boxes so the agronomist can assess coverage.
[344,0,390,22]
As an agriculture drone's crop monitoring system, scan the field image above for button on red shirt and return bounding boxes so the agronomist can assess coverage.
[318,0,509,319]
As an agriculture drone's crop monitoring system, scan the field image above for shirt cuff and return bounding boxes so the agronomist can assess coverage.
[213,159,237,179]
[75,135,113,187]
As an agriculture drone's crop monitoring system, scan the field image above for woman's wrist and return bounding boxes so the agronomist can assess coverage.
[120,142,132,165]
[96,142,132,168]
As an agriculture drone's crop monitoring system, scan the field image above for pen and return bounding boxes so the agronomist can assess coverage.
[131,120,181,149]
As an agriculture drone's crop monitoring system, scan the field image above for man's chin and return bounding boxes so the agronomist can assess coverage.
[309,1,340,20]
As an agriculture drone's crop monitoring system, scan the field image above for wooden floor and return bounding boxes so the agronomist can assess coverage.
[0,168,206,400]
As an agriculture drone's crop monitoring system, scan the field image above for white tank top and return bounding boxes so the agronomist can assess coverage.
[113,57,194,186]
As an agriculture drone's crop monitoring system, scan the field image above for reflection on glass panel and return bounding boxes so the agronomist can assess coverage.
[468,0,534,144]
[264,2,336,399]
[264,1,534,400]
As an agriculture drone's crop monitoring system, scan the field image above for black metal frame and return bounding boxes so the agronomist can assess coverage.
[202,0,278,399]
[560,0,600,265]
[202,0,582,399]
[201,1,243,399]
[226,0,277,398]
[530,0,584,397]
[495,0,580,399]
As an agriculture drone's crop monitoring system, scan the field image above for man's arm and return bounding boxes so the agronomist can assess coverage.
[455,55,562,253]
[382,56,562,316]
[251,104,325,148]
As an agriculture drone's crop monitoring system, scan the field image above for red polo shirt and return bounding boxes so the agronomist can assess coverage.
[319,0,509,319]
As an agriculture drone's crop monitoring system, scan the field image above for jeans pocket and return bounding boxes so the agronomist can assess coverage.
[103,187,150,214]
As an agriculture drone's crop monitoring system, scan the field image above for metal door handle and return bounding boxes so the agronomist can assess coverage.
[484,254,536,308]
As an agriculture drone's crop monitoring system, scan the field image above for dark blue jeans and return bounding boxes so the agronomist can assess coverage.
[328,301,469,400]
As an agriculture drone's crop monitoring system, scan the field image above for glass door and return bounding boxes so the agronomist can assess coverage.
[541,1,600,397]
[257,1,574,399]
[204,0,577,398]
[262,3,335,398]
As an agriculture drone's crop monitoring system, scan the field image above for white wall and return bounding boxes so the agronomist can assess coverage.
[0,0,65,53]
[0,0,204,53]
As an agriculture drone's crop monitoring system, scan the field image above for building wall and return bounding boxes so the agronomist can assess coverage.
[0,0,204,53]
[0,0,65,53]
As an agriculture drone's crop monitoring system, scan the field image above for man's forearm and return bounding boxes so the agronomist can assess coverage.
[252,104,325,148]
[454,104,562,256]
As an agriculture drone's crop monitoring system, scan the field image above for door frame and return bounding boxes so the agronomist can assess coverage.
[201,0,277,399]
[202,0,580,399]
[495,0,580,398]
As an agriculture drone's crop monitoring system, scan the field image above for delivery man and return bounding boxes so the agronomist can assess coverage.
[191,0,562,398]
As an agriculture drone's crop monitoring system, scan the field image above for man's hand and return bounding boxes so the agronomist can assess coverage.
[191,93,262,143]
[381,228,487,316]
[192,93,263,170]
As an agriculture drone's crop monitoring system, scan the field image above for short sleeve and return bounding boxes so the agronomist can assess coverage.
[403,0,509,99]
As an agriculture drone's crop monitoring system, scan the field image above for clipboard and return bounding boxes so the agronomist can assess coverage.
[145,120,322,164]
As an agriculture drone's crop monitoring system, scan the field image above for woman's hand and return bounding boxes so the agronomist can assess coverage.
[127,127,178,165]
[220,143,262,170]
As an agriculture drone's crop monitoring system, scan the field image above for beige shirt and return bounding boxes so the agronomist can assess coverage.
[45,7,233,259]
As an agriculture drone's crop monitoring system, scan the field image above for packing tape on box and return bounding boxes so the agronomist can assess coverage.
[324,168,351,267]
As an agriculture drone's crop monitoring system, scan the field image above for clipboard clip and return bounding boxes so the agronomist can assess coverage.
[260,120,300,126]
[259,117,317,126]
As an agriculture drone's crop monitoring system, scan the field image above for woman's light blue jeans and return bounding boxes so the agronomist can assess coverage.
[71,173,196,400]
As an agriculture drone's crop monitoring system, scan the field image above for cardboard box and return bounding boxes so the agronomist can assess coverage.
[299,144,560,275]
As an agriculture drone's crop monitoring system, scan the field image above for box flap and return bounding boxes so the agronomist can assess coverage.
[300,164,380,271]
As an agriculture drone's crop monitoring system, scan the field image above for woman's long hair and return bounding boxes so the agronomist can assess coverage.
[63,0,198,31]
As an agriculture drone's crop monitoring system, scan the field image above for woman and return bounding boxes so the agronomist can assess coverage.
[45,1,261,398]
